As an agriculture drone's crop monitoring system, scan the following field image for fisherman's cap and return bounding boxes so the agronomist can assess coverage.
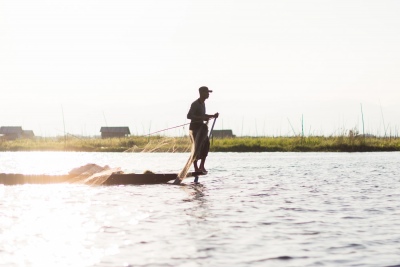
[199,86,213,93]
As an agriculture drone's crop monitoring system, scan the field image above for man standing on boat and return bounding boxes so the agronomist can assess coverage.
[187,86,219,173]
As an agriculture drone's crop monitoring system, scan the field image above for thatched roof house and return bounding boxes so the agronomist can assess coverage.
[0,126,35,140]
[0,126,23,140]
[100,127,130,138]
[23,130,35,139]
[212,130,235,138]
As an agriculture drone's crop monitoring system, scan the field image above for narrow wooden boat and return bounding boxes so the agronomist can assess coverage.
[105,171,205,185]
[0,171,205,186]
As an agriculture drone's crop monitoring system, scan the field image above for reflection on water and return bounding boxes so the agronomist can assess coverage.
[182,184,205,202]
[182,184,208,220]
[1,152,400,267]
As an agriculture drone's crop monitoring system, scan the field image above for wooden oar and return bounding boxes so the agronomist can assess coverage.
[209,117,218,139]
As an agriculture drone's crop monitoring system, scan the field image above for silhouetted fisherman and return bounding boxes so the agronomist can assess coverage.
[187,86,219,173]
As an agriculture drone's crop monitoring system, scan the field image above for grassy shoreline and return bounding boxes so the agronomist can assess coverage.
[1,136,399,152]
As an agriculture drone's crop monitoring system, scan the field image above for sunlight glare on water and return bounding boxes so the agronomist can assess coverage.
[0,184,156,267]
[2,185,100,266]
[4,152,95,175]
[2,152,191,175]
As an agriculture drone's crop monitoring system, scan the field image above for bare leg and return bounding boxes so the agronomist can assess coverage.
[199,158,207,173]
[193,160,200,172]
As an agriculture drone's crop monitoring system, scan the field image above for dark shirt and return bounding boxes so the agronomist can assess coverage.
[187,99,206,131]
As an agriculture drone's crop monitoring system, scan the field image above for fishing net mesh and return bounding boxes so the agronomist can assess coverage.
[176,124,209,183]
[66,164,122,185]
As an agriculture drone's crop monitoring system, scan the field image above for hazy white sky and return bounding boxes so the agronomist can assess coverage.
[1,0,399,137]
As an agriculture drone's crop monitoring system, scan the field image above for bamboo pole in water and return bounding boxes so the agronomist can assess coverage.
[61,105,66,150]
[360,103,365,141]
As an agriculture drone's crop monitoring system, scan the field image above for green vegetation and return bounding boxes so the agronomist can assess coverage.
[1,135,399,152]
[0,136,191,152]
[211,136,400,152]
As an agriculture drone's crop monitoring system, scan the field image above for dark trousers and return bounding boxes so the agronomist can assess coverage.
[190,124,209,160]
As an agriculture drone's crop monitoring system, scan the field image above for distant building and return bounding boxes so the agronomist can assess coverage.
[0,126,23,140]
[23,130,35,139]
[211,129,235,138]
[100,127,131,138]
[0,126,35,140]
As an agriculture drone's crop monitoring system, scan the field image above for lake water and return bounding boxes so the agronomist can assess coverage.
[0,152,399,267]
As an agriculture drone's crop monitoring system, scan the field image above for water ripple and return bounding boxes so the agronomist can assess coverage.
[1,152,400,266]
